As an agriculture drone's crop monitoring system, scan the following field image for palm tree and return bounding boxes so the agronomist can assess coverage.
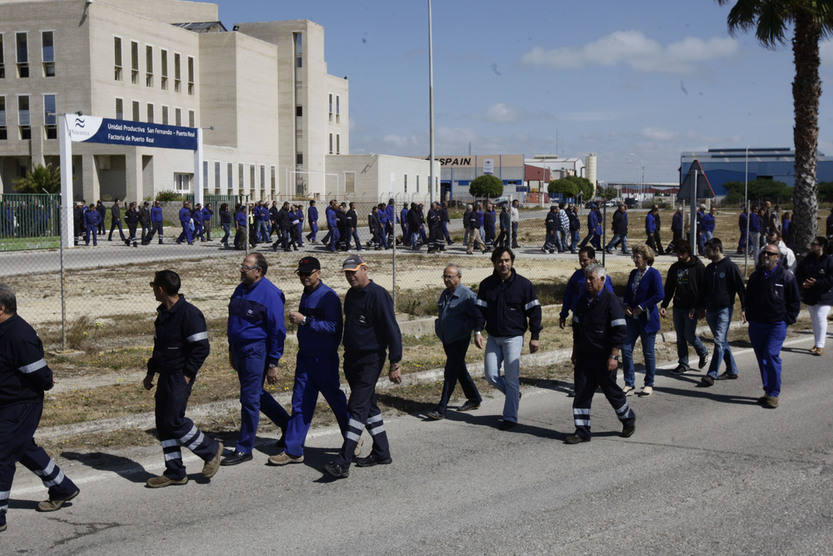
[13,163,61,193]
[716,0,833,256]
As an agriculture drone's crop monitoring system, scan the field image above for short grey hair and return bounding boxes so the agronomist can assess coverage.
[444,263,462,277]
[584,263,606,280]
[0,283,17,314]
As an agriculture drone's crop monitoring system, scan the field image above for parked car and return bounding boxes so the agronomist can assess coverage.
[624,198,638,208]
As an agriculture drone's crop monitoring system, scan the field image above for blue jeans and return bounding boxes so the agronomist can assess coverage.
[411,231,420,250]
[231,342,290,454]
[748,320,787,397]
[706,307,738,378]
[484,335,523,422]
[606,234,628,253]
[672,306,707,368]
[571,230,580,252]
[221,223,230,245]
[622,320,657,387]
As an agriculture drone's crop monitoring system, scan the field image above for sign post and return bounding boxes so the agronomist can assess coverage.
[58,114,200,248]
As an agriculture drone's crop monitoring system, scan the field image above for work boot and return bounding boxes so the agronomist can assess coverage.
[145,475,188,488]
[36,488,80,511]
[202,441,223,479]
[267,452,304,466]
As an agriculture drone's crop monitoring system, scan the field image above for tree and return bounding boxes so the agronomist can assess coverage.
[547,175,594,200]
[469,174,503,198]
[716,0,833,256]
[600,186,618,200]
[13,164,61,193]
[819,181,833,202]
[722,178,792,204]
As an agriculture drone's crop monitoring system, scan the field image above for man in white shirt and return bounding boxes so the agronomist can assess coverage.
[510,200,520,248]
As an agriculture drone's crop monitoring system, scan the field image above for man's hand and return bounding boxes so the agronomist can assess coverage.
[389,362,402,384]
[559,317,566,329]
[631,306,643,318]
[266,365,279,385]
[184,375,192,384]
[474,332,484,349]
[143,375,154,390]
[288,311,305,325]
[529,339,540,353]
[607,357,619,372]
[660,307,667,318]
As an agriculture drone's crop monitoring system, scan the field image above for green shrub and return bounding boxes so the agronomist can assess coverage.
[156,190,183,202]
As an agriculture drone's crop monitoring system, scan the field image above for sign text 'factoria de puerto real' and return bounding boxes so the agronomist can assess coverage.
[65,114,198,150]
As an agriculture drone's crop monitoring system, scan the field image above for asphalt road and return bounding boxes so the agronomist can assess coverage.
[5,333,833,554]
[0,209,558,277]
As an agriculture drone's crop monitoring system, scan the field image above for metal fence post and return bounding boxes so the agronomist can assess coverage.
[59,198,67,350]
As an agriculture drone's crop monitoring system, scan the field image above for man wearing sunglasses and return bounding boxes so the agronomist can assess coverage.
[744,244,800,409]
[223,253,290,465]
[268,257,351,466]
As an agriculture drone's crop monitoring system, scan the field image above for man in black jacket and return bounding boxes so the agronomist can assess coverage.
[745,244,800,408]
[144,270,223,487]
[108,198,127,242]
[0,284,79,532]
[697,238,746,386]
[566,264,635,443]
[605,204,629,255]
[660,241,708,374]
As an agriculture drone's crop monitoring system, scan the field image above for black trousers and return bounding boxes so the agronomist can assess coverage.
[146,222,163,243]
[437,338,481,413]
[155,371,219,479]
[0,402,78,523]
[572,356,635,440]
[336,352,390,466]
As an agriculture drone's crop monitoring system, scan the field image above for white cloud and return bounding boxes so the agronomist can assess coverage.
[641,127,677,141]
[521,30,738,74]
[484,103,519,123]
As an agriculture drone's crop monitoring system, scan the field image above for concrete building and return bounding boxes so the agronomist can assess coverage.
[435,154,525,201]
[325,154,440,203]
[0,0,355,202]
[680,148,833,196]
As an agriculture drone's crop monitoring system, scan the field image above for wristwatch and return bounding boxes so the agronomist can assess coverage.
[301,316,308,325]
[609,355,619,361]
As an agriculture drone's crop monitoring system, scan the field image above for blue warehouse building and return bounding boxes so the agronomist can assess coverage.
[680,148,833,196]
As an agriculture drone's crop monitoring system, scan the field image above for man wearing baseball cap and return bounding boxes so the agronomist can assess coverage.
[268,257,351,466]
[324,255,402,479]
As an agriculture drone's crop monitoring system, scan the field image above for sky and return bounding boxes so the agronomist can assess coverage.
[212,0,833,184]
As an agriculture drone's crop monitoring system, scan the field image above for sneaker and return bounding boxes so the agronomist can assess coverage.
[355,453,393,468]
[699,376,715,387]
[425,410,444,420]
[458,400,481,412]
[716,372,739,380]
[621,422,636,438]
[145,475,188,489]
[815,347,824,356]
[202,441,223,478]
[698,353,709,369]
[622,385,635,396]
[36,489,80,511]
[671,364,687,374]
[220,451,252,466]
[267,452,304,466]
[324,460,350,479]
[762,396,779,409]
[757,395,768,405]
[639,386,653,396]
[564,433,590,444]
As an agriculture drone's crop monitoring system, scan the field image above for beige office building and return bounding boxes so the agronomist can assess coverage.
[0,0,354,202]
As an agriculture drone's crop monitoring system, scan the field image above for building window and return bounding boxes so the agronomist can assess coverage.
[250,165,255,189]
[404,174,407,193]
[239,164,244,192]
[41,31,55,77]
[271,166,276,192]
[146,103,154,123]
[114,36,122,80]
[18,95,30,139]
[187,110,193,127]
[175,107,181,126]
[259,165,265,189]
[328,93,333,121]
[0,35,5,78]
[43,93,56,139]
[16,32,29,78]
[130,41,139,84]
[296,105,302,117]
[0,96,7,140]
[187,56,194,95]
[336,95,340,122]
[115,97,123,119]
[214,162,220,192]
[145,45,153,86]
[296,153,303,165]
[336,134,340,155]
[227,162,233,191]
[174,53,181,92]
[202,160,208,188]
[329,133,333,154]
[294,32,302,68]
[160,49,168,89]
[416,175,420,193]
[173,173,191,192]
[132,101,140,121]
[161,105,168,124]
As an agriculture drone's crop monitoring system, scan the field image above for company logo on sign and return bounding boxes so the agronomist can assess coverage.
[483,159,494,175]
[67,115,104,142]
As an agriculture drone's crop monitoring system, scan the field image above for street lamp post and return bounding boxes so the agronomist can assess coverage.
[428,0,435,204]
